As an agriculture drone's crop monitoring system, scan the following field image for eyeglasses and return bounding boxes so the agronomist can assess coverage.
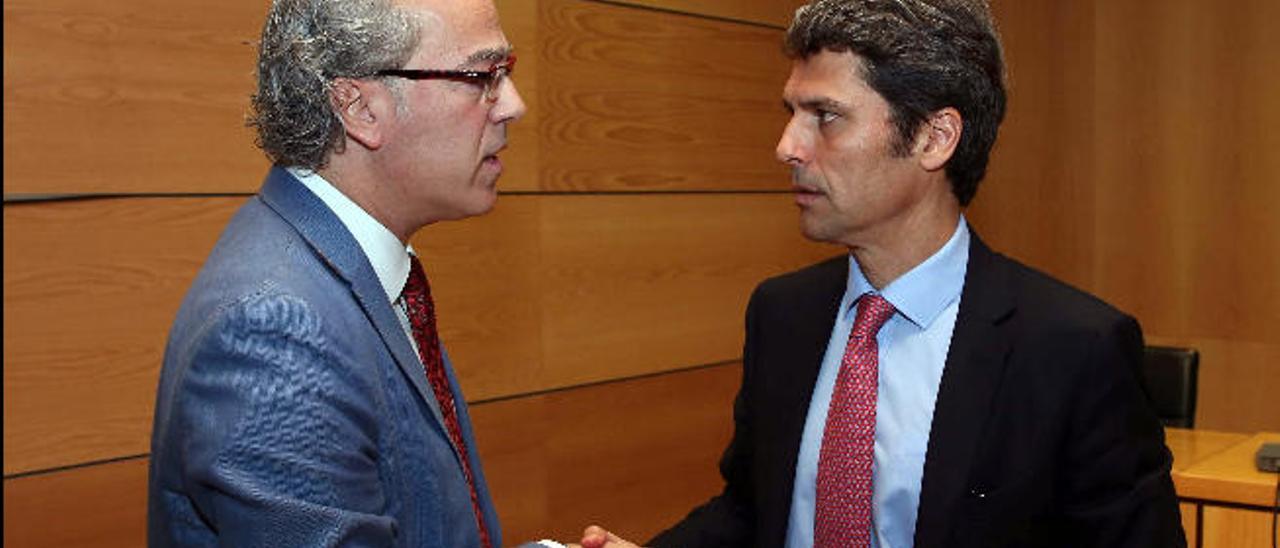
[375,55,516,103]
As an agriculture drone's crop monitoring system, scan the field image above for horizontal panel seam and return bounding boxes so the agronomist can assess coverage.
[4,189,793,204]
[2,358,742,480]
[4,453,149,481]
[469,357,741,406]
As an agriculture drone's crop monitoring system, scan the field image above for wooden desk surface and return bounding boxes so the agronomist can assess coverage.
[1172,431,1280,507]
[1165,428,1250,473]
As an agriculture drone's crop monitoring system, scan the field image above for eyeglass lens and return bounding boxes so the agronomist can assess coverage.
[484,59,513,102]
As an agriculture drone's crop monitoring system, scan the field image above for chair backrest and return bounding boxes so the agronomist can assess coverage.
[1141,345,1200,428]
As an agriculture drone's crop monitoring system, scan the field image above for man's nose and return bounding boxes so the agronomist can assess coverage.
[493,78,527,123]
[776,118,806,166]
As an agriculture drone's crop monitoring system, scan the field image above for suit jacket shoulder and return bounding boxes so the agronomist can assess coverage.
[149,168,500,547]
[915,235,1184,547]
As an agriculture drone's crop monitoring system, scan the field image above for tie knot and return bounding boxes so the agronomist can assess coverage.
[853,293,896,336]
[403,255,430,302]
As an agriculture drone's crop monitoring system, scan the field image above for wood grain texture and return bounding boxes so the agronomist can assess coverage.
[3,197,244,476]
[1200,506,1279,548]
[970,0,1096,290]
[418,193,837,399]
[1177,502,1197,546]
[2,363,740,548]
[1174,432,1280,508]
[3,458,149,548]
[4,0,796,195]
[606,0,795,28]
[4,193,834,474]
[972,0,1280,431]
[0,0,537,196]
[475,362,740,543]
[1165,428,1249,473]
[1146,335,1280,433]
[2,0,267,194]
[1092,0,1280,347]
[492,0,542,192]
[537,0,792,191]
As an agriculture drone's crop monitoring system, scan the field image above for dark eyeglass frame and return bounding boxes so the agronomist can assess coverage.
[375,55,516,103]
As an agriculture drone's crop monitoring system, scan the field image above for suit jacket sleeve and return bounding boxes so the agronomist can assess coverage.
[166,292,397,546]
[648,287,766,547]
[1057,315,1184,546]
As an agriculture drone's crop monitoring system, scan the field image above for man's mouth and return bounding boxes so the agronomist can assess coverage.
[792,183,824,207]
[483,143,507,163]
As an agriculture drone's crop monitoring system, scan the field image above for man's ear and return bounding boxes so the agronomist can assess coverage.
[331,77,390,151]
[915,107,962,172]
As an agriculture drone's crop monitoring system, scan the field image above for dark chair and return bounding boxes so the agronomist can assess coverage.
[1141,345,1199,428]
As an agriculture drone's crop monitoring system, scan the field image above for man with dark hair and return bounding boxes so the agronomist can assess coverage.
[147,0,525,545]
[580,0,1183,546]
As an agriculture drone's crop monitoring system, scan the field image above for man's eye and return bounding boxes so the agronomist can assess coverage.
[816,110,839,124]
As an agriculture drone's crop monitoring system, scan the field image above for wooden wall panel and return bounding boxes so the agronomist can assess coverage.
[609,0,793,28]
[496,0,542,191]
[1093,0,1280,346]
[530,195,834,388]
[4,194,831,475]
[3,0,795,196]
[1091,0,1280,431]
[971,0,1096,289]
[1148,336,1280,432]
[3,458,149,548]
[2,0,266,195]
[3,197,243,476]
[1200,507,1280,548]
[972,0,1280,430]
[538,0,791,191]
[413,193,837,398]
[0,0,538,196]
[476,363,740,543]
[2,363,740,548]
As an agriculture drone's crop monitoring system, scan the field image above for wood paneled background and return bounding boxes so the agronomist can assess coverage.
[4,0,1276,546]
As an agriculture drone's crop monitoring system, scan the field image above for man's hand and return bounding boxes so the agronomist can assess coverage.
[578,525,643,548]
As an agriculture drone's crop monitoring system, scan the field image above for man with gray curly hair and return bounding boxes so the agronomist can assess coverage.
[579,0,1183,546]
[147,0,525,545]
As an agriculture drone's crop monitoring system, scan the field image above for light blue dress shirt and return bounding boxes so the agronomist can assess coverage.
[785,218,970,548]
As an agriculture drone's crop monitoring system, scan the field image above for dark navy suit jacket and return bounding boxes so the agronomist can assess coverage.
[149,167,500,547]
[651,235,1185,547]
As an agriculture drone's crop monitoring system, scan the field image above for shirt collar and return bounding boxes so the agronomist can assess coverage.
[286,167,412,304]
[845,216,970,329]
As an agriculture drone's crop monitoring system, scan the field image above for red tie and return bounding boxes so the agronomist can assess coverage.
[402,257,491,548]
[814,293,896,547]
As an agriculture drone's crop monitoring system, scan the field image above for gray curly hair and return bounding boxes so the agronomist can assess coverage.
[785,0,1006,206]
[249,0,422,170]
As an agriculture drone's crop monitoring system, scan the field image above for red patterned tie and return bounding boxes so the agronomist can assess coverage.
[814,293,896,547]
[402,257,492,548]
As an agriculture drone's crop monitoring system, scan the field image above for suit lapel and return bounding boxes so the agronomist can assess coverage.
[256,168,451,435]
[914,234,1016,548]
[760,256,848,545]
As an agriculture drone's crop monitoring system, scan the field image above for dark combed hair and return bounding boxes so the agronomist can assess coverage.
[248,0,421,170]
[785,0,1006,206]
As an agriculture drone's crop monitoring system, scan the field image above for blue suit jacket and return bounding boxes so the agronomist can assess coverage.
[148,167,501,547]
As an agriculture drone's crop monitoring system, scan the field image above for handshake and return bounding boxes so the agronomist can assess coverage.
[522,525,642,548]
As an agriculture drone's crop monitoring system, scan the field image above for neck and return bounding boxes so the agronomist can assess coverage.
[319,151,415,244]
[848,197,961,291]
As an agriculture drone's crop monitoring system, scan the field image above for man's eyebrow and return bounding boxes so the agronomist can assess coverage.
[461,46,514,68]
[783,97,847,112]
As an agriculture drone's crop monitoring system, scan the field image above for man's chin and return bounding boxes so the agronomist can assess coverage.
[798,216,839,245]
[468,189,499,217]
